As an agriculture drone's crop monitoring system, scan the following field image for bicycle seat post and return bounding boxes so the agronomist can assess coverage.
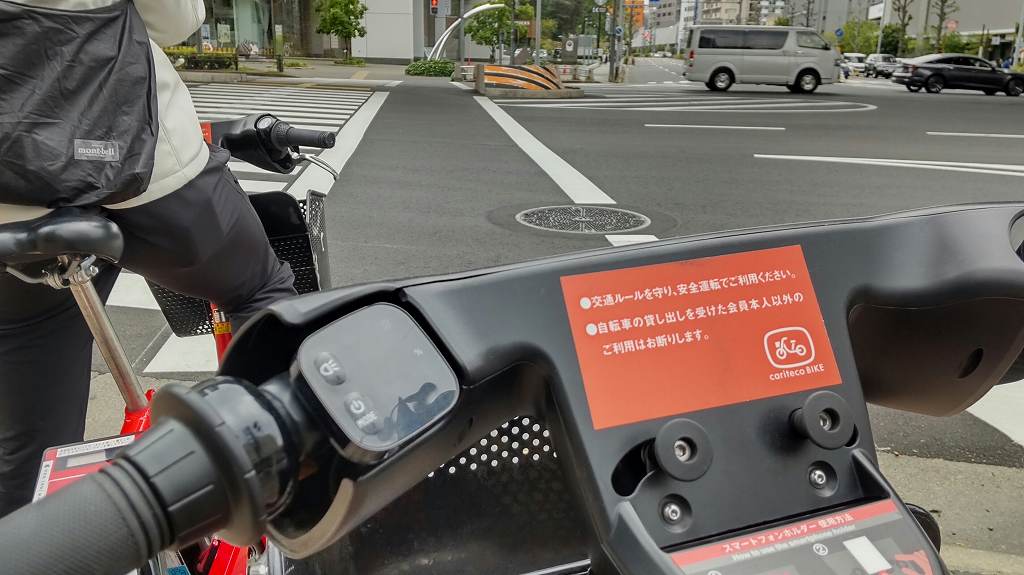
[58,256,147,413]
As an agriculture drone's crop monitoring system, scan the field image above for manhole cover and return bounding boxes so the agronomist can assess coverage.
[515,205,651,234]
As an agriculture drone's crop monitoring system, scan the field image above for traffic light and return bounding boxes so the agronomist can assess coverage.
[430,0,438,15]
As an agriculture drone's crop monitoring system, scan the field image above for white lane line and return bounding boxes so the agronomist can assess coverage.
[285,91,389,199]
[107,273,160,310]
[474,96,615,204]
[144,333,219,374]
[237,180,286,192]
[606,234,659,246]
[646,124,785,131]
[450,81,473,91]
[928,131,1024,139]
[755,154,1024,177]
[967,383,1024,446]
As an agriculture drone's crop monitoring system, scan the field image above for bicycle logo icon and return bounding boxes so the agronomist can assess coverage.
[764,327,816,369]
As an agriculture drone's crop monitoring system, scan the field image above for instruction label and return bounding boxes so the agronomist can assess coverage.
[560,245,840,429]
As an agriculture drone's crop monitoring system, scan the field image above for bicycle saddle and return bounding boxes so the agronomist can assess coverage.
[0,208,124,265]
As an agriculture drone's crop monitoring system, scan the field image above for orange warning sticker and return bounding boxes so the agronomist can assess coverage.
[200,122,213,144]
[560,245,841,430]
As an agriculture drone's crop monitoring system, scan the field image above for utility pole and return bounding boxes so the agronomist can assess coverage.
[458,0,465,63]
[875,0,886,55]
[535,0,542,64]
[675,0,684,55]
[609,0,624,81]
[1015,0,1024,65]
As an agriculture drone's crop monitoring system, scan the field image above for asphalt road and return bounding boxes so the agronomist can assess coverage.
[83,59,1024,572]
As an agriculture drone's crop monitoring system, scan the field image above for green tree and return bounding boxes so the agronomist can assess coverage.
[941,31,966,53]
[890,0,913,55]
[315,0,367,58]
[772,16,791,26]
[463,1,527,61]
[930,0,959,52]
[840,18,879,55]
[880,23,902,55]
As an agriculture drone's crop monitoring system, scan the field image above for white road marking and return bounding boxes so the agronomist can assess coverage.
[646,124,785,131]
[755,154,1024,177]
[386,80,403,87]
[285,91,390,199]
[144,333,219,374]
[967,383,1024,446]
[475,96,615,204]
[450,81,474,91]
[107,273,160,310]
[605,234,659,246]
[227,160,283,176]
[928,131,1024,139]
[237,180,286,192]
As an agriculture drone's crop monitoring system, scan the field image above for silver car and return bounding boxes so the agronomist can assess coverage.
[683,25,840,93]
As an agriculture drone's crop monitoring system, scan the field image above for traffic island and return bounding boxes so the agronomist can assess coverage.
[474,64,585,99]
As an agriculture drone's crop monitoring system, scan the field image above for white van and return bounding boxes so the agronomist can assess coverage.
[683,26,840,93]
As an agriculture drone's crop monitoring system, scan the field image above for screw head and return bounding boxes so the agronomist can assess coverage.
[662,501,683,524]
[673,438,693,463]
[809,467,828,489]
[818,411,833,431]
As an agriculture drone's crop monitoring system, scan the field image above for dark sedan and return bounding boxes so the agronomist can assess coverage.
[891,53,1024,96]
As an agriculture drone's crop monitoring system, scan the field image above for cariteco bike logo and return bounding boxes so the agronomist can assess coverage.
[764,327,825,381]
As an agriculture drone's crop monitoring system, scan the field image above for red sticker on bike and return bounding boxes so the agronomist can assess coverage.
[560,245,841,429]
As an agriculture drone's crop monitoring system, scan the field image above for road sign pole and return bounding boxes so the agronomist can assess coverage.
[458,0,465,63]
[874,0,885,56]
[535,0,542,64]
[1016,0,1024,65]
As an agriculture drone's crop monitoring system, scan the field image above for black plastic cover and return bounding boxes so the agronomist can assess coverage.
[0,0,157,207]
[296,304,459,461]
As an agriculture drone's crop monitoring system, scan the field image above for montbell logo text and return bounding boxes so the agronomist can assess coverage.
[73,139,119,162]
[77,145,114,156]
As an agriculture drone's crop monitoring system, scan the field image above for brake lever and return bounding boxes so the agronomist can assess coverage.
[291,152,340,181]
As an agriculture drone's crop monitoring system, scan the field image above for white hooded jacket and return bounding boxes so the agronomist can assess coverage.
[1,0,209,223]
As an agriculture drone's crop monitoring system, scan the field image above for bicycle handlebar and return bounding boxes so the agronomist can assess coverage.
[0,462,167,575]
[268,121,336,149]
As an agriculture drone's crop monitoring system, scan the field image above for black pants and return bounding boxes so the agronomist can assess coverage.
[0,147,296,517]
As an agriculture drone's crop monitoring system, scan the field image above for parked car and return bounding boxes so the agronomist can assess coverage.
[865,53,898,78]
[683,25,839,93]
[892,53,1024,96]
[843,52,866,75]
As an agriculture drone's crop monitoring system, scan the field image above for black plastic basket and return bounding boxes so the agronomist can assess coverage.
[148,190,330,337]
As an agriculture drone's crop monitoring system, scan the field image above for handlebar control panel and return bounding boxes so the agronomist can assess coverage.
[295,304,459,463]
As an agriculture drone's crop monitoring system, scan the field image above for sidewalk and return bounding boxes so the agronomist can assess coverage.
[178,59,410,87]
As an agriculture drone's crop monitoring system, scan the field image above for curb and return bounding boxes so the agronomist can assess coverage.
[480,87,585,99]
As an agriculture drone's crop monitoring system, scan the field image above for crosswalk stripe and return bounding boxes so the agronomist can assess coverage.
[194,106,354,120]
[190,98,364,110]
[237,180,287,192]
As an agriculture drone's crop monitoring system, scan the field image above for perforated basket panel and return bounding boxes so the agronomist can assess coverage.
[277,417,591,575]
[149,193,327,337]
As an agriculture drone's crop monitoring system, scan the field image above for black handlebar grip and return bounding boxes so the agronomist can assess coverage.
[270,121,336,149]
[0,462,169,575]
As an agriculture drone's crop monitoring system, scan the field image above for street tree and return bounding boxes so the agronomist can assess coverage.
[772,16,791,26]
[314,0,367,58]
[840,18,879,55]
[930,0,959,52]
[890,0,913,55]
[463,1,530,62]
[880,23,902,55]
